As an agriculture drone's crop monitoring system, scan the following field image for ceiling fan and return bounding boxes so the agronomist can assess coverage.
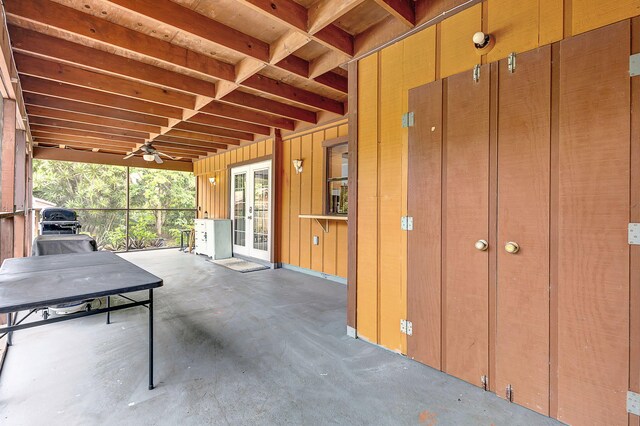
[123,142,174,164]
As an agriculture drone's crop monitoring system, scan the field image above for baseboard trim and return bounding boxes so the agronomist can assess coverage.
[279,263,347,285]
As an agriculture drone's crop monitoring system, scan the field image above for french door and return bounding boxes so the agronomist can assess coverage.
[230,160,272,261]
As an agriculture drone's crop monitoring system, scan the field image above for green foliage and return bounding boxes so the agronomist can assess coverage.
[33,160,196,250]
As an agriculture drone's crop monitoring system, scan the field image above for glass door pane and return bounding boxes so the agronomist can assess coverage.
[253,168,269,252]
[233,173,247,247]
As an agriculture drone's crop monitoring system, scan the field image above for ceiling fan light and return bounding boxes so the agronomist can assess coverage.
[143,154,155,162]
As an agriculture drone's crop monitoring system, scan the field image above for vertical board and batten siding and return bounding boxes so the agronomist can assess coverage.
[194,138,272,221]
[357,0,640,424]
[356,0,640,360]
[194,122,348,279]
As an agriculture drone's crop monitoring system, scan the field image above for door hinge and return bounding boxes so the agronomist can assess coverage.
[505,384,513,402]
[401,216,413,231]
[629,223,640,245]
[473,64,481,83]
[400,319,413,335]
[402,112,415,128]
[507,52,517,73]
[631,53,640,77]
[481,375,488,391]
[628,391,640,415]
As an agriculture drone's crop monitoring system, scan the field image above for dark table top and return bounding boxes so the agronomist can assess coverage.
[0,251,163,314]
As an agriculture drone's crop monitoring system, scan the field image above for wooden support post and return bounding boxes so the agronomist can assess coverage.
[1,99,16,213]
[347,60,358,332]
[273,129,284,266]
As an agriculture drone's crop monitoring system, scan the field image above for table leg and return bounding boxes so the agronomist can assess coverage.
[149,288,154,390]
[7,313,12,346]
[106,296,111,324]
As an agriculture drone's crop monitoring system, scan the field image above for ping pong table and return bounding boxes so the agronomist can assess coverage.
[0,251,163,389]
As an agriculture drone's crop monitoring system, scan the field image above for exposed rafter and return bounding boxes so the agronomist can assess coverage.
[372,0,416,28]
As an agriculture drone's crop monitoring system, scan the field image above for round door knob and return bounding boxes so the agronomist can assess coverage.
[475,239,488,251]
[505,242,520,254]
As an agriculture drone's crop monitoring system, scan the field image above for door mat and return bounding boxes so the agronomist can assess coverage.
[209,257,269,273]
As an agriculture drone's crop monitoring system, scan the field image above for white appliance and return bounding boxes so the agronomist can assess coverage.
[194,219,232,259]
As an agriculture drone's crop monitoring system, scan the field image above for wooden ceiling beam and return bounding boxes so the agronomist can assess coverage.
[9,26,216,98]
[36,142,128,156]
[15,53,196,109]
[154,136,229,151]
[242,74,344,114]
[5,0,235,82]
[33,135,206,158]
[198,99,295,131]
[314,71,349,93]
[307,0,367,34]
[241,0,353,56]
[23,92,170,127]
[107,0,270,63]
[103,0,349,95]
[221,90,317,123]
[166,129,241,146]
[372,0,416,27]
[21,76,184,119]
[30,116,149,139]
[173,121,254,141]
[187,113,271,136]
[31,127,144,145]
[26,104,162,134]
[38,138,209,161]
[33,147,194,171]
[32,133,137,149]
[152,141,216,155]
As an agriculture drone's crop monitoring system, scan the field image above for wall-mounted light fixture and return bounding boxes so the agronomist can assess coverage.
[209,176,216,186]
[472,31,495,54]
[292,159,303,174]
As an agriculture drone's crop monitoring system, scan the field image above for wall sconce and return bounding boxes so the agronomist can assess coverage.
[292,159,303,174]
[209,177,216,186]
[472,31,495,54]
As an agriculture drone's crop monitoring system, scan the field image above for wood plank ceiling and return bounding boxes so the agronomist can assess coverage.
[4,0,420,164]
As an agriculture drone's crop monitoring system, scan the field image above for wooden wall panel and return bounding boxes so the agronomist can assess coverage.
[311,132,324,272]
[379,42,404,352]
[336,222,348,278]
[557,21,630,426]
[631,16,640,426]
[407,80,442,369]
[444,64,490,387]
[572,0,640,35]
[539,0,564,45]
[403,26,437,90]
[495,46,551,414]
[289,137,301,267]
[357,53,379,342]
[439,4,482,78]
[486,0,539,62]
[299,134,313,269]
[281,138,291,264]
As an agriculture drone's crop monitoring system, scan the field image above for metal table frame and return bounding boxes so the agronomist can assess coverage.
[1,289,156,389]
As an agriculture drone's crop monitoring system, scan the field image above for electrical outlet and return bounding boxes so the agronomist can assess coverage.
[313,235,319,245]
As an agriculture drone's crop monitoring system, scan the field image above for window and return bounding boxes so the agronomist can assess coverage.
[325,140,348,215]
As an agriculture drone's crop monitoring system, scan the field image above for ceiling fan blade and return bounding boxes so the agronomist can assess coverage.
[157,151,175,160]
[154,154,164,164]
[123,148,142,160]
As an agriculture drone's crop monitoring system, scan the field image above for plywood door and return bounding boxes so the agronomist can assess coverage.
[443,64,490,386]
[556,21,630,426]
[495,46,551,415]
[407,80,443,369]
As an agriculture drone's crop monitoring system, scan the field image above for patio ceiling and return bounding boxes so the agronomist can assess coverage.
[4,0,425,164]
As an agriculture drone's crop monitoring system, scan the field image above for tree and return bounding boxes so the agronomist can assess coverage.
[32,159,195,250]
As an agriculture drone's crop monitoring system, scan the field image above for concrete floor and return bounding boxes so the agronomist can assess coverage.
[0,249,560,426]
